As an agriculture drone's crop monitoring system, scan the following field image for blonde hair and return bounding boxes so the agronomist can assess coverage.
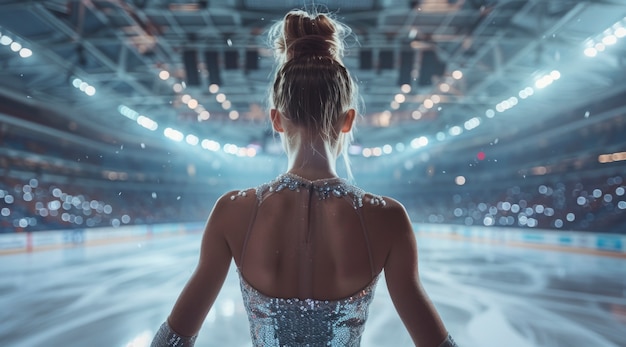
[268,9,359,180]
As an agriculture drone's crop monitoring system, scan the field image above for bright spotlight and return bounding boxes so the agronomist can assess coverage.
[185,134,199,146]
[0,35,12,45]
[584,47,598,57]
[164,127,184,142]
[19,48,32,58]
[550,70,561,80]
[602,35,617,45]
[410,136,428,148]
[9,41,21,52]
[84,85,96,96]
[159,70,170,80]
[187,99,198,109]
[449,126,462,136]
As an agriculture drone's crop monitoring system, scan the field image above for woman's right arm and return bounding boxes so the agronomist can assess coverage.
[382,199,457,347]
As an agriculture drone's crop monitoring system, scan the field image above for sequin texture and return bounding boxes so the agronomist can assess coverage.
[256,173,386,209]
[239,272,379,347]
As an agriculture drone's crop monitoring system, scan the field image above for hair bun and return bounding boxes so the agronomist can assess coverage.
[270,10,348,64]
[287,35,335,61]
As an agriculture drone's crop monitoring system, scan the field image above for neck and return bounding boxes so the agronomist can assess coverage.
[285,134,339,179]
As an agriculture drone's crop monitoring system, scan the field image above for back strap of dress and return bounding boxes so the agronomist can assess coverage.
[355,202,377,280]
[239,196,260,272]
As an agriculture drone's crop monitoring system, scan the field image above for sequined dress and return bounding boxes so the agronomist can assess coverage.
[238,173,386,347]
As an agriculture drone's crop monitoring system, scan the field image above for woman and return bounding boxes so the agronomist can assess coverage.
[151,9,458,347]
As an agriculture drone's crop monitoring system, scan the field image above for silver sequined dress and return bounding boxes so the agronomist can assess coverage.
[240,271,379,347]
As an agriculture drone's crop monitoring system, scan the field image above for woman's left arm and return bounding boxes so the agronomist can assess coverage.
[151,193,237,346]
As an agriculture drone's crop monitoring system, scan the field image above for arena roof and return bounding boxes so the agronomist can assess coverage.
[0,0,625,181]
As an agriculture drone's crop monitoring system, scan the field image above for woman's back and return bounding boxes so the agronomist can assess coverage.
[228,173,392,346]
[231,173,390,301]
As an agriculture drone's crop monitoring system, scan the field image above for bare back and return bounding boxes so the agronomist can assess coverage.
[228,173,390,301]
[165,172,450,346]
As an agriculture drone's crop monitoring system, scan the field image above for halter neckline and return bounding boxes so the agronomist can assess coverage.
[282,172,345,185]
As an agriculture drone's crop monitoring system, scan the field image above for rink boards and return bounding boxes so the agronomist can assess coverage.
[0,222,625,256]
[0,222,204,254]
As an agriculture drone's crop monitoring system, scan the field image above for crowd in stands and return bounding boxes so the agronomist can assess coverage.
[0,177,213,233]
[402,173,626,234]
[1,171,624,234]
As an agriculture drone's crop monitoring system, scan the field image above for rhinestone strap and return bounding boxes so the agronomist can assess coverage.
[438,334,459,347]
[252,173,385,209]
[150,321,197,347]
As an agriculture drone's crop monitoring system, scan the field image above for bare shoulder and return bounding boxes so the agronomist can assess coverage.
[206,188,258,230]
[362,193,408,215]
[361,194,412,230]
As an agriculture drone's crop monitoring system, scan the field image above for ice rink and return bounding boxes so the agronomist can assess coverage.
[1,229,625,347]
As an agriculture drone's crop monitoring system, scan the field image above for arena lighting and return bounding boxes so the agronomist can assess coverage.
[201,139,220,151]
[136,115,158,131]
[158,67,217,124]
[71,77,96,96]
[535,70,561,89]
[185,134,199,145]
[410,136,429,148]
[0,35,12,45]
[464,117,480,130]
[198,110,210,121]
[598,151,626,163]
[118,105,139,120]
[157,123,255,157]
[448,126,463,136]
[583,17,626,57]
[455,176,466,185]
[0,30,33,58]
[164,127,184,142]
